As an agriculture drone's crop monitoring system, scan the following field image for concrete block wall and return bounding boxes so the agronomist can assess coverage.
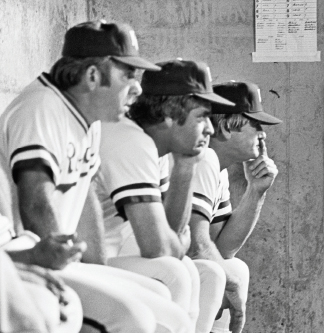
[1,0,323,332]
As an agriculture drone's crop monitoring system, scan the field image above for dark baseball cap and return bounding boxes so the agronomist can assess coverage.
[62,20,160,71]
[141,60,235,107]
[212,81,282,125]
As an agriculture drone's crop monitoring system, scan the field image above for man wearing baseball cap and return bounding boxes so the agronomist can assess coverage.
[187,81,281,333]
[94,59,235,333]
[0,20,194,333]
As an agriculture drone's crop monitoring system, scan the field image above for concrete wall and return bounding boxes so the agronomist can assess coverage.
[1,0,324,332]
[91,1,324,332]
[0,0,89,110]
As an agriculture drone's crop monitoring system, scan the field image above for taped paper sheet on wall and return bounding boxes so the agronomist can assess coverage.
[252,0,321,62]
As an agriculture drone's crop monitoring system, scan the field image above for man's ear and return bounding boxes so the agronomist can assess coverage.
[164,116,173,128]
[84,65,100,91]
[219,123,231,141]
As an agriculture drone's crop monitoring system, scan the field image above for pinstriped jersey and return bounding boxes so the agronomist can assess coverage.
[97,117,169,245]
[0,73,101,234]
[192,148,232,224]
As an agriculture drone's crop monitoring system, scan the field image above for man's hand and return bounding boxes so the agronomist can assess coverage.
[15,262,71,322]
[179,225,191,253]
[243,138,278,195]
[215,258,249,333]
[225,289,246,333]
[172,139,208,167]
[30,233,87,270]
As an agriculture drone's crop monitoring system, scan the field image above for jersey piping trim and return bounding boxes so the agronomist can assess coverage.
[211,199,232,224]
[110,182,159,199]
[159,176,169,193]
[193,192,213,206]
[38,73,89,133]
[160,176,169,186]
[10,145,59,167]
[115,195,162,208]
[218,200,230,209]
[192,192,213,222]
[211,212,232,224]
[192,204,211,221]
[115,195,162,221]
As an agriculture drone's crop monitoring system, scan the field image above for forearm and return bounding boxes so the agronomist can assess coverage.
[17,168,60,238]
[6,248,35,265]
[188,238,242,290]
[164,159,196,233]
[77,183,107,265]
[216,186,266,258]
[188,236,223,262]
[136,223,185,259]
[19,190,60,238]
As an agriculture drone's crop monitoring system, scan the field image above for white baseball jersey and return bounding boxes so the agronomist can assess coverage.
[192,148,232,224]
[0,73,101,234]
[96,117,169,256]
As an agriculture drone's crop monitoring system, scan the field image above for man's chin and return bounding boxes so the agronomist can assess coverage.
[246,152,259,160]
[190,147,204,156]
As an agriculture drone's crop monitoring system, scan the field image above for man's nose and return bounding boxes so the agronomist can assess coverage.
[131,80,142,97]
[205,117,215,136]
[258,131,266,141]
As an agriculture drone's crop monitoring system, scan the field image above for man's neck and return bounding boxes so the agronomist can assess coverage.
[209,138,232,171]
[142,124,171,157]
[63,88,96,125]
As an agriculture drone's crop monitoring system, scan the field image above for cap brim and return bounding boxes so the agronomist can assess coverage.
[243,111,282,125]
[112,56,161,71]
[194,92,235,109]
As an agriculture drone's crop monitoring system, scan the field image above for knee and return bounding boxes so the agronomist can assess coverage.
[167,308,192,333]
[153,256,192,286]
[194,260,226,290]
[151,256,192,307]
[226,257,250,286]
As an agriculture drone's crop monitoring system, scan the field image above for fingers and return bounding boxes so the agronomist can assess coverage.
[250,160,278,178]
[246,155,277,179]
[215,308,223,320]
[66,242,87,258]
[51,233,87,254]
[259,138,268,157]
[44,270,66,291]
[229,309,245,333]
[51,232,77,243]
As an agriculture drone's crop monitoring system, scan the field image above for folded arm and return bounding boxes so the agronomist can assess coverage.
[16,164,61,237]
[215,141,278,258]
[76,181,107,265]
[125,201,185,259]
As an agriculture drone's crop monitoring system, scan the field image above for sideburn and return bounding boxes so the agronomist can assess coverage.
[98,61,111,87]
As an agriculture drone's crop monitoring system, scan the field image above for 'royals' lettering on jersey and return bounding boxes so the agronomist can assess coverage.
[0,73,101,233]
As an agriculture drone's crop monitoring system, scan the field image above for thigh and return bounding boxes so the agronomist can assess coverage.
[0,251,49,333]
[107,255,192,309]
[58,263,157,333]
[24,282,61,332]
[193,260,226,333]
[83,261,171,300]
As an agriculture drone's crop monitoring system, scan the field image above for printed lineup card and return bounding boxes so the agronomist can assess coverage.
[252,0,321,62]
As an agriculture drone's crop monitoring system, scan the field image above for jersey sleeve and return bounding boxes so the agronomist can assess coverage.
[210,169,232,224]
[100,125,162,218]
[5,89,66,185]
[191,148,220,222]
[159,154,170,199]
